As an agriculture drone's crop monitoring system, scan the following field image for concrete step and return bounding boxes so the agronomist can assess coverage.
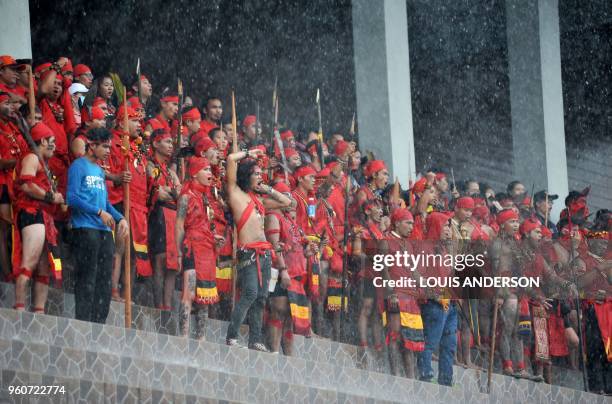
[0,281,587,390]
[0,282,601,403]
[0,333,409,404]
[1,309,474,403]
[0,368,240,404]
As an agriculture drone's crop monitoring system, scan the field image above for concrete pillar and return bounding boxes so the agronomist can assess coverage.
[352,0,416,182]
[0,0,32,59]
[506,0,568,221]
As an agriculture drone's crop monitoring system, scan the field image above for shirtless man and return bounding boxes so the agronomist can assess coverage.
[224,149,291,351]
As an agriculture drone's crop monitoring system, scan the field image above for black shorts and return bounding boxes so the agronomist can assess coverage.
[0,184,9,204]
[148,205,167,256]
[17,210,44,230]
[269,278,288,298]
[181,245,195,269]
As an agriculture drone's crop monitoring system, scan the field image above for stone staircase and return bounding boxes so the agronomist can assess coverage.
[0,282,606,403]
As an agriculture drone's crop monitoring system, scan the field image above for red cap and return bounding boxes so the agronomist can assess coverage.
[496,209,519,225]
[183,107,201,121]
[30,123,54,142]
[281,130,294,140]
[160,95,179,103]
[127,96,143,110]
[188,156,210,177]
[242,115,256,127]
[273,182,291,193]
[194,136,217,155]
[90,106,106,120]
[284,148,298,158]
[426,212,452,240]
[294,165,316,179]
[0,55,17,68]
[435,172,446,181]
[391,208,414,224]
[519,218,541,235]
[456,197,475,210]
[334,140,349,156]
[74,64,91,76]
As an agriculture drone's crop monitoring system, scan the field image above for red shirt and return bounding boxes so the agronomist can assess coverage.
[0,119,28,188]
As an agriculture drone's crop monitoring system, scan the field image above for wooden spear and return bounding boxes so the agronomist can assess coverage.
[230,91,238,311]
[121,91,132,328]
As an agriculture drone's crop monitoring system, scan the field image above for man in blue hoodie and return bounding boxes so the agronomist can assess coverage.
[67,127,127,323]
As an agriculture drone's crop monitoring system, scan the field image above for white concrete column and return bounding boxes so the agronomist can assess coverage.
[506,0,568,221]
[0,0,32,59]
[352,0,416,182]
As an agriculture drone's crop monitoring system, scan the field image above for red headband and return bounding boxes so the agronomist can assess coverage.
[426,212,452,240]
[284,148,298,158]
[31,123,54,142]
[496,209,519,225]
[160,95,179,103]
[188,156,210,177]
[294,165,316,179]
[183,107,201,121]
[334,140,349,156]
[367,160,386,176]
[127,96,143,110]
[472,205,489,220]
[519,218,541,235]
[90,106,106,121]
[74,64,91,76]
[391,208,413,224]
[242,115,256,127]
[456,197,475,210]
[151,129,172,142]
[116,105,139,121]
[194,137,217,155]
[281,130,294,140]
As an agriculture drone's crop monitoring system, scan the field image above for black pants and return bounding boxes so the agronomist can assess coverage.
[72,228,115,323]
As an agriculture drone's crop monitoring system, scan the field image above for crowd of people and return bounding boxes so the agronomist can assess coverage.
[0,54,610,394]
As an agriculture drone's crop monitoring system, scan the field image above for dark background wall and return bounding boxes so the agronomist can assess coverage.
[29,0,610,208]
[29,0,356,136]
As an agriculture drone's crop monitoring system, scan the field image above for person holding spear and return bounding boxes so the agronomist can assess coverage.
[12,122,64,312]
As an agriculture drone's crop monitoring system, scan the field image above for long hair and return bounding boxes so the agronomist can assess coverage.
[236,159,258,193]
